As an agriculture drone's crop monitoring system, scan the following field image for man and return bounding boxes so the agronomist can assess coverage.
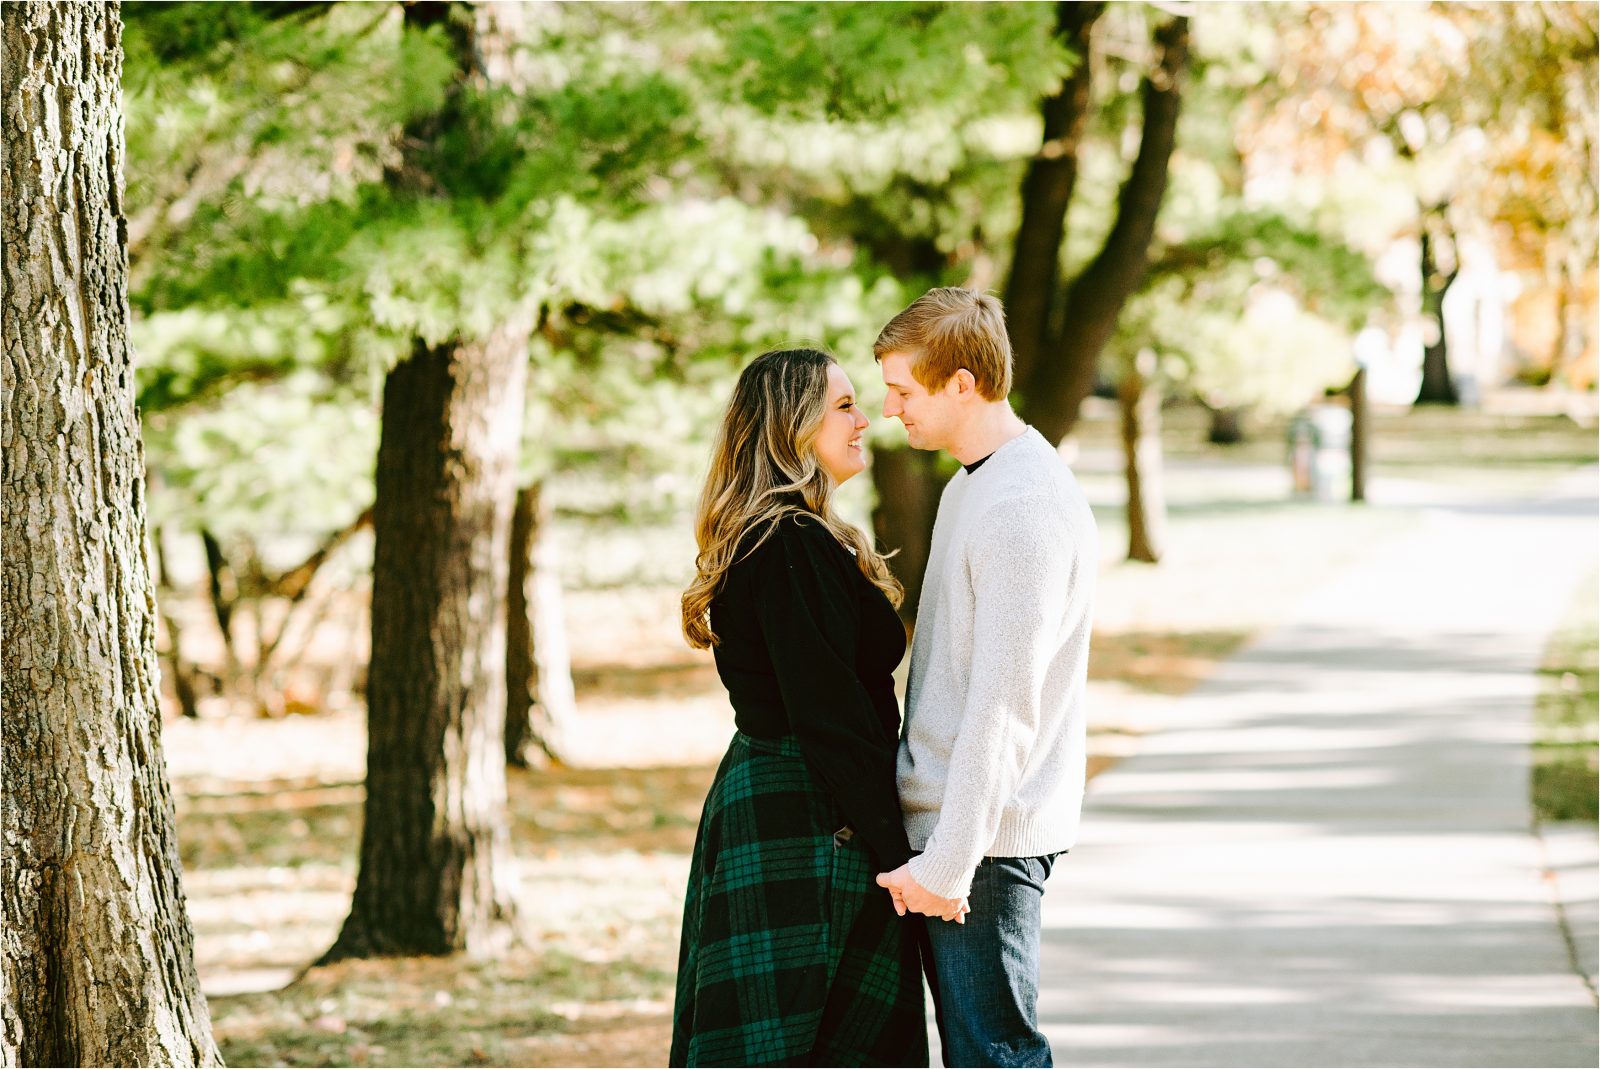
[873,287,1097,1067]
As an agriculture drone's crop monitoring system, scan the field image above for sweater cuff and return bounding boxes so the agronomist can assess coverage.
[907,848,975,901]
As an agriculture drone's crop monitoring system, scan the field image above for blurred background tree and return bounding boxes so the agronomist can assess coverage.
[118,0,1595,705]
[118,0,1598,672]
[1245,1,1598,403]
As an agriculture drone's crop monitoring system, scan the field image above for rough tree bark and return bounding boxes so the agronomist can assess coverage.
[323,0,527,961]
[505,481,575,769]
[323,330,528,960]
[1,3,222,1065]
[1018,12,1190,446]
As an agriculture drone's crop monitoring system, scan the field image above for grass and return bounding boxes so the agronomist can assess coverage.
[1532,569,1600,823]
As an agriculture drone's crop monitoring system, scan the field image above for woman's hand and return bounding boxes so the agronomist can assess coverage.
[876,865,970,923]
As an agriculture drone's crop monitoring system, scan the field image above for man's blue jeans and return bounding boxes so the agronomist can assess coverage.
[918,853,1060,1067]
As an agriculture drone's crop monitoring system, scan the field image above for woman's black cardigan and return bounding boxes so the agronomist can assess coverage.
[707,512,915,870]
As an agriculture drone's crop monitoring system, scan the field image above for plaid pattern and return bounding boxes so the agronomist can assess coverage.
[671,732,928,1067]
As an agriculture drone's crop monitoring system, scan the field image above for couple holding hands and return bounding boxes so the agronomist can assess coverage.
[671,287,1097,1068]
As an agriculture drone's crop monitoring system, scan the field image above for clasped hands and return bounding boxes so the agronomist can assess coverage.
[875,864,969,924]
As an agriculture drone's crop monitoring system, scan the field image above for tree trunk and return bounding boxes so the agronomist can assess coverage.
[199,528,243,685]
[506,481,575,769]
[1206,406,1245,445]
[1018,15,1190,446]
[1119,357,1166,564]
[2,4,222,1065]
[256,506,374,669]
[152,524,203,719]
[1415,209,1460,405]
[322,0,529,963]
[323,330,529,961]
[1005,1,1105,388]
[1551,253,1573,382]
[870,446,952,626]
[1349,366,1369,503]
[1553,249,1591,385]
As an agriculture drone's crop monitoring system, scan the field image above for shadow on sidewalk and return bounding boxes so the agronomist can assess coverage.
[1038,887,1597,1068]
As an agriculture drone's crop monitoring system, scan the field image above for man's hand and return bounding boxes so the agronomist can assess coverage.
[876,864,968,923]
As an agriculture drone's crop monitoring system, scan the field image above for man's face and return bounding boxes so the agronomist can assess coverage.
[879,351,958,452]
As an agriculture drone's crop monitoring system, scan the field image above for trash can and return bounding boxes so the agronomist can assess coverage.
[1287,404,1352,501]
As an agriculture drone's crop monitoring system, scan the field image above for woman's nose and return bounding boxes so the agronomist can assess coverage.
[854,408,869,429]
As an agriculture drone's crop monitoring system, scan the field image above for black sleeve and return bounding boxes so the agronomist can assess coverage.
[750,516,914,871]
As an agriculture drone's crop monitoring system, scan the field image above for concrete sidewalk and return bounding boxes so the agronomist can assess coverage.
[1034,469,1599,1068]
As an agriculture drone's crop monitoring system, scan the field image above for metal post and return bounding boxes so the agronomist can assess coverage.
[1350,365,1368,502]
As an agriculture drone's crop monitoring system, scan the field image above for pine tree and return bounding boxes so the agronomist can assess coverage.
[2,3,221,1063]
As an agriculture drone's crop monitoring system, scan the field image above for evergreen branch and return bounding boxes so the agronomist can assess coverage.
[127,3,395,264]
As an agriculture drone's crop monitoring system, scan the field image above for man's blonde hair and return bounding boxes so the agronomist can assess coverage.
[873,287,1013,401]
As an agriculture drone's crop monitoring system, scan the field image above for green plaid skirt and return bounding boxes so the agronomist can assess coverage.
[670,732,927,1067]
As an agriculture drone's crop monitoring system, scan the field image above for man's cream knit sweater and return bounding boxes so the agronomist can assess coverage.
[898,426,1098,900]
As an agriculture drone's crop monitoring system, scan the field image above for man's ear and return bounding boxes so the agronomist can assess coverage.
[952,368,978,398]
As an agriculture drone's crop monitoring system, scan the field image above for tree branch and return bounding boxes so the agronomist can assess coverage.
[258,506,375,666]
[1005,1,1104,387]
[1023,14,1190,444]
[268,506,375,602]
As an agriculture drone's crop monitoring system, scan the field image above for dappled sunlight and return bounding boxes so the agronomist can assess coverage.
[1039,884,1594,1065]
[172,741,707,1015]
[208,947,676,1068]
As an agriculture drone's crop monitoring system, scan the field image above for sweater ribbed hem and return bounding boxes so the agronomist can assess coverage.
[903,801,1082,900]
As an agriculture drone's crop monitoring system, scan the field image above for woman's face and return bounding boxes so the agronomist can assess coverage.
[815,363,870,485]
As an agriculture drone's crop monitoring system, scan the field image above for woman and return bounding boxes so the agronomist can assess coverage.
[670,348,938,1067]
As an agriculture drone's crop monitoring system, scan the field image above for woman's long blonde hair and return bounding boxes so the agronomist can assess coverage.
[681,348,903,649]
